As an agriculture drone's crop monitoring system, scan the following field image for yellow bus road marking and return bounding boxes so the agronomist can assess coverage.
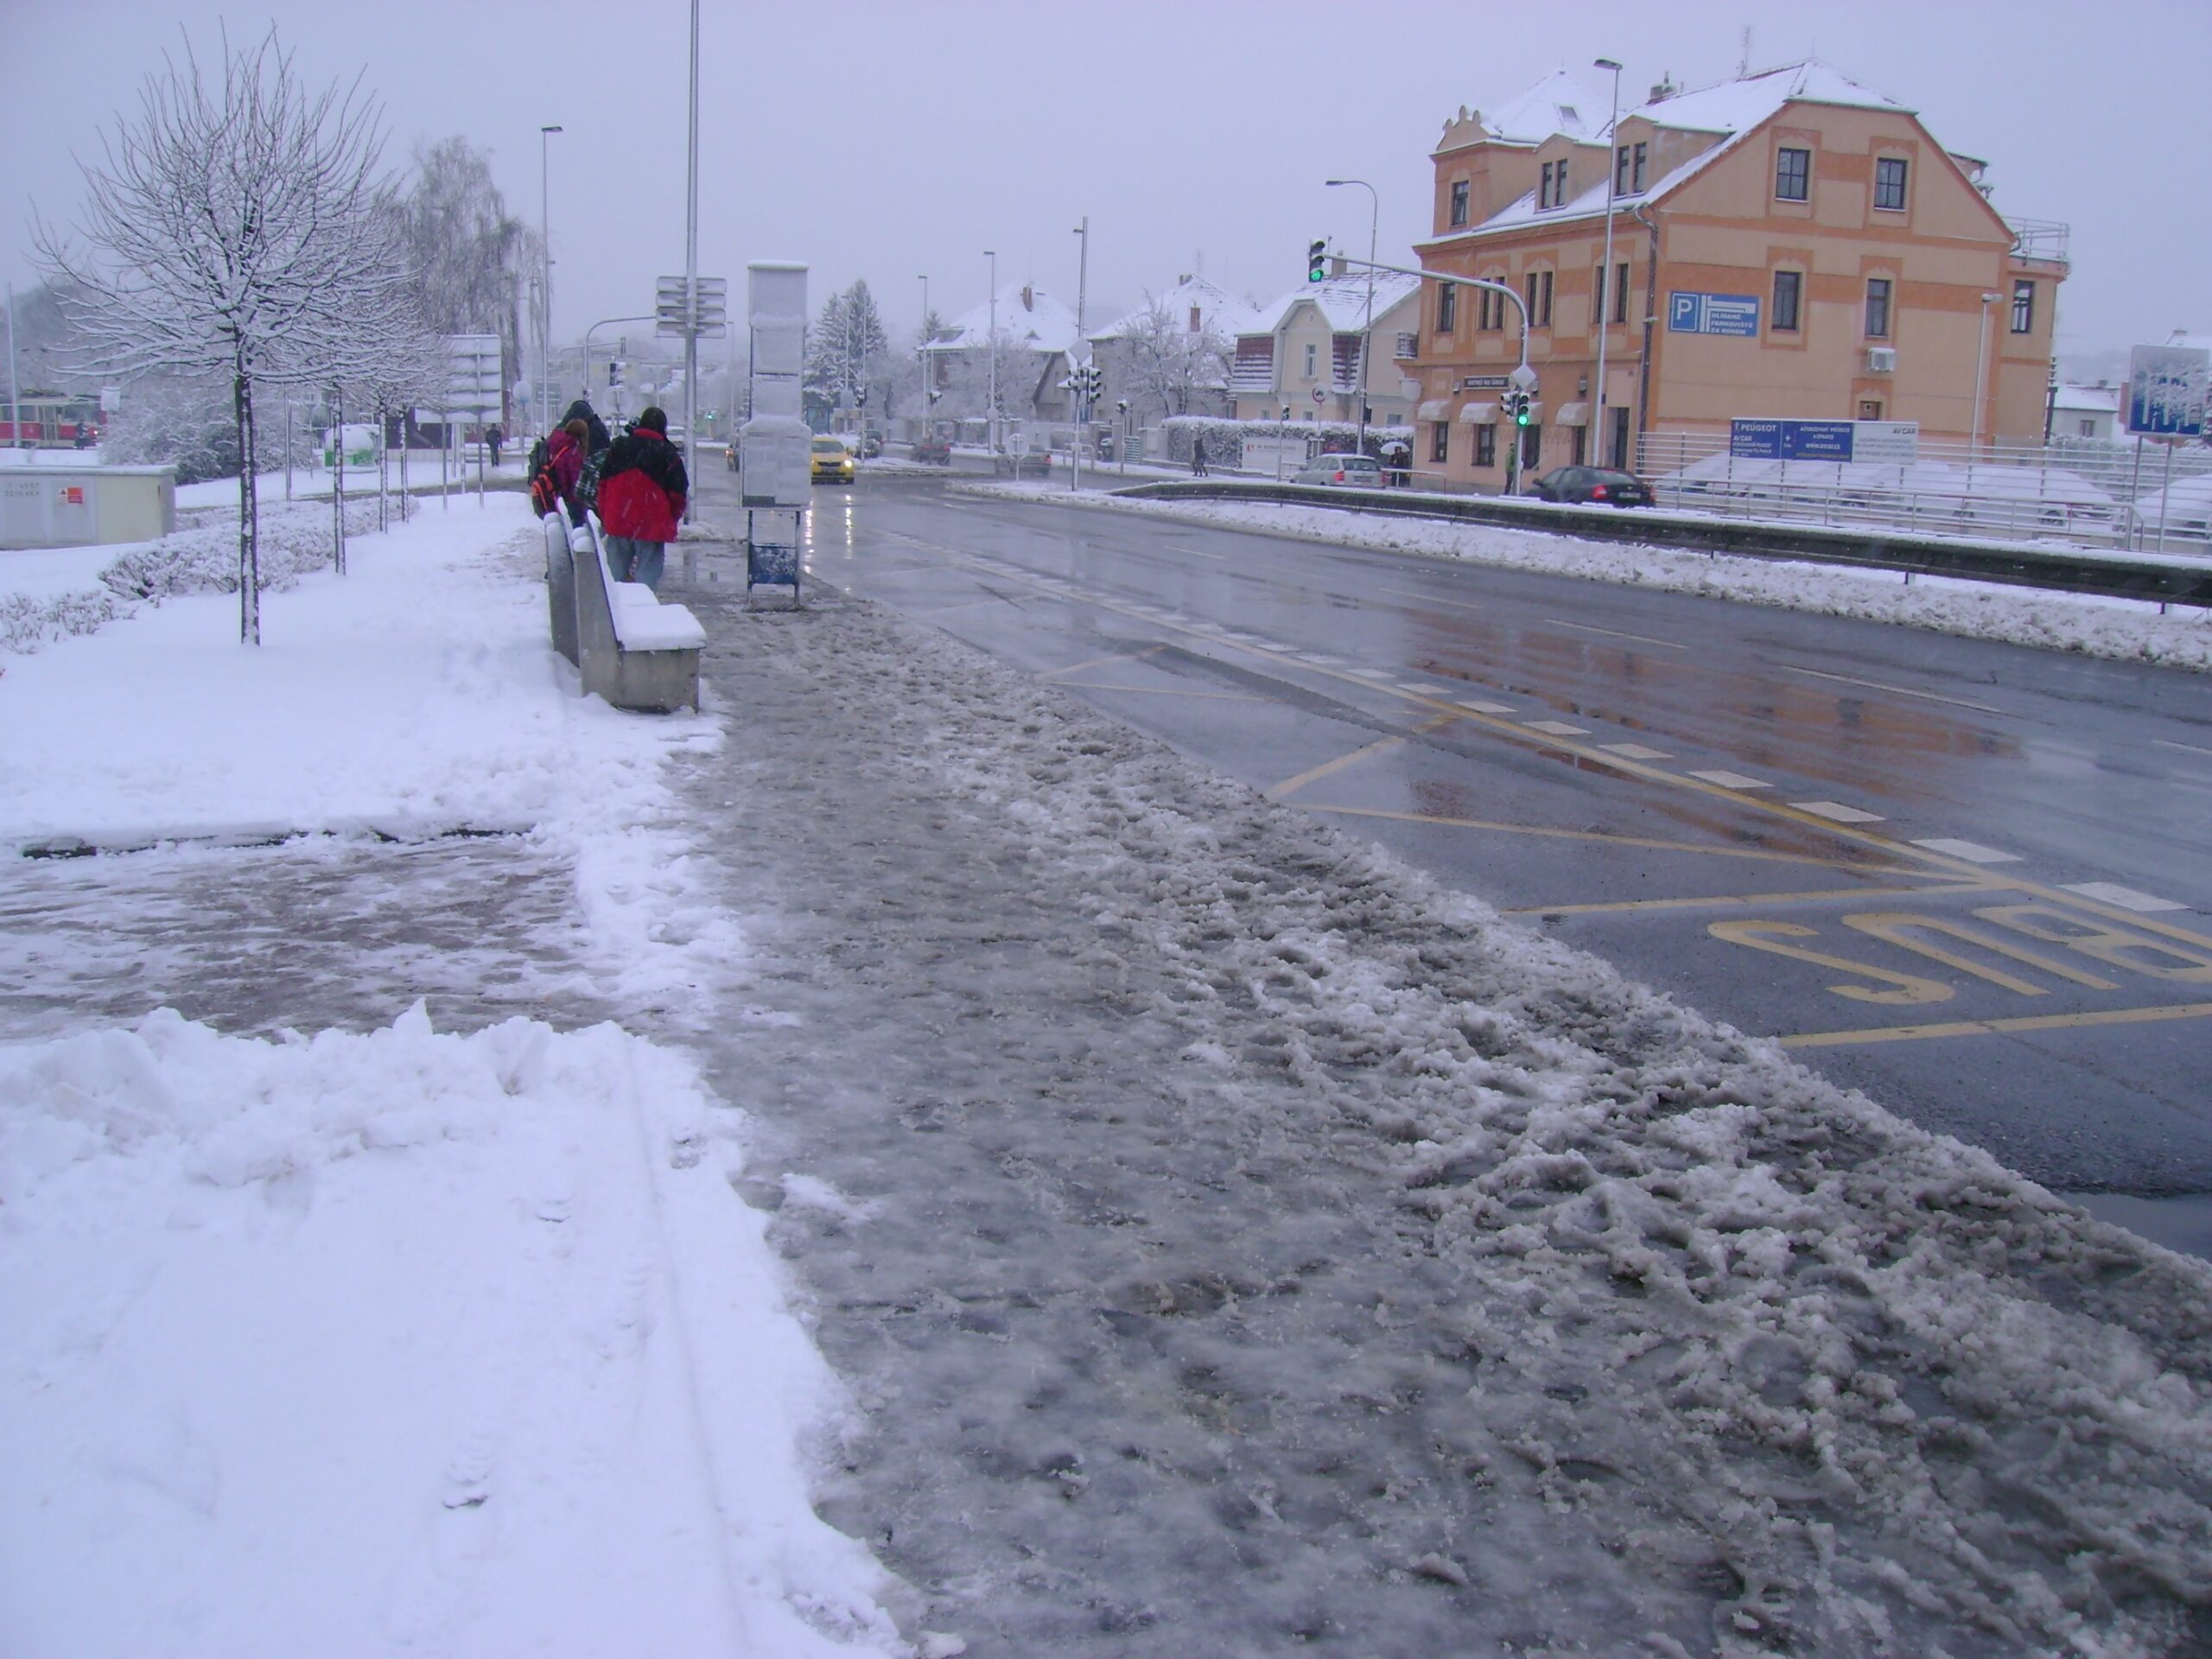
[1266,718,1459,799]
[1053,682,1268,702]
[1505,880,2010,917]
[1783,665,2005,715]
[1544,619,1686,649]
[1306,805,1923,872]
[1041,645,1167,680]
[1778,1001,2212,1049]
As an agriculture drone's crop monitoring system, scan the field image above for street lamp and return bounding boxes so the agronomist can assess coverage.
[917,274,930,437]
[1325,179,1377,456]
[1593,59,1623,467]
[984,249,998,451]
[538,124,563,443]
[1970,290,2003,454]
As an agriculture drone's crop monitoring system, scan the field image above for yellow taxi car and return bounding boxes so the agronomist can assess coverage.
[810,435,855,485]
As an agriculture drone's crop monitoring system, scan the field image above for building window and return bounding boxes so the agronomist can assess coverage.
[1479,283,1502,331]
[1538,270,1554,327]
[1540,160,1570,210]
[1437,283,1457,334]
[1572,424,1587,466]
[1771,269,1802,333]
[2077,417,2095,437]
[1615,141,1648,195]
[1864,277,1892,340]
[1592,264,1605,330]
[1449,180,1469,228]
[1304,342,1317,378]
[1873,156,1908,212]
[1476,424,1497,467]
[1613,261,1630,324]
[2012,279,2035,334]
[1521,423,1541,468]
[1395,331,1419,359]
[1430,421,1449,463]
[1776,146,1811,202]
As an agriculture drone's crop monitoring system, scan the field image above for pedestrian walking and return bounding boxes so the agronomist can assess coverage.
[530,418,589,525]
[486,423,504,467]
[1191,435,1208,477]
[594,406,688,593]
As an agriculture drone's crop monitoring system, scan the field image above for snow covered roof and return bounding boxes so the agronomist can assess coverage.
[925,284,1081,356]
[1243,271,1422,337]
[1630,60,1910,137]
[2053,385,2120,413]
[1475,70,1607,144]
[1090,276,1262,342]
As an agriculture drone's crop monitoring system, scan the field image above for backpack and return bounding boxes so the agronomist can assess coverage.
[528,451,563,517]
[574,447,607,517]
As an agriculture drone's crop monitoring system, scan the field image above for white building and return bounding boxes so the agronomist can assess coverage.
[1087,276,1261,423]
[921,283,1082,426]
[2051,383,2120,442]
[1229,270,1423,427]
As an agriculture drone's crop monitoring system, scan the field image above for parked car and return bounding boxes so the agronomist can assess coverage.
[810,435,856,485]
[995,446,1052,479]
[1291,453,1384,488]
[1529,466,1653,506]
[852,431,884,459]
[912,433,954,465]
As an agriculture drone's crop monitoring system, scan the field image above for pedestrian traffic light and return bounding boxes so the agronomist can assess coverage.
[1307,240,1327,283]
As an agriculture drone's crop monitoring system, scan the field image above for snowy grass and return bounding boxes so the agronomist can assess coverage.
[958,481,2212,675]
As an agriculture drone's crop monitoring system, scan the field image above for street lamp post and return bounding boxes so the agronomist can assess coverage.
[1325,179,1377,456]
[917,274,930,442]
[984,249,998,452]
[1071,216,1089,490]
[538,124,563,444]
[1593,58,1623,468]
[1970,290,2002,454]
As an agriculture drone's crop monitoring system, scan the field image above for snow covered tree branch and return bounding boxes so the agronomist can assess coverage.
[34,27,408,645]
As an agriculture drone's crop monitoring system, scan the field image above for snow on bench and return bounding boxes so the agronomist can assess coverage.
[547,512,702,714]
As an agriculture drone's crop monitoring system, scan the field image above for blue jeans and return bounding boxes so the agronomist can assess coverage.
[605,535,665,593]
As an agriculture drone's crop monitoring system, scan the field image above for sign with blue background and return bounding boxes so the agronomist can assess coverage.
[2125,344,2209,438]
[1730,419,1922,463]
[1668,292,1761,337]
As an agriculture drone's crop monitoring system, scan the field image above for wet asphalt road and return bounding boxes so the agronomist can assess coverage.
[698,469,2212,1250]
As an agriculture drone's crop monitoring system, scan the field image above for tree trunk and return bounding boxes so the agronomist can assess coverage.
[234,368,261,645]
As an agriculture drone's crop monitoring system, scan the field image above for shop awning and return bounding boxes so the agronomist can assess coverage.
[1555,401,1589,426]
[1458,403,1497,424]
[1415,399,1449,422]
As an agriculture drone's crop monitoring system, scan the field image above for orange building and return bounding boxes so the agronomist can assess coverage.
[1408,63,2069,486]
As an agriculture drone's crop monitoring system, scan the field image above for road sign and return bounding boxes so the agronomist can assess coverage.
[1311,385,1326,404]
[2125,344,2209,438]
[1731,418,1921,462]
[1668,291,1762,338]
[444,334,502,416]
[655,275,728,339]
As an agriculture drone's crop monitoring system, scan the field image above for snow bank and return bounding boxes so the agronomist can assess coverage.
[962,484,2212,674]
[0,1004,901,1657]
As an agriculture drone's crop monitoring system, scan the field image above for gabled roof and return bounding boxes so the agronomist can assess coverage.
[1243,271,1422,337]
[1479,69,1607,144]
[925,284,1081,356]
[1091,276,1262,343]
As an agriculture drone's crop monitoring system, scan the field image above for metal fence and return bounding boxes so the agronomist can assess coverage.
[1633,429,2212,555]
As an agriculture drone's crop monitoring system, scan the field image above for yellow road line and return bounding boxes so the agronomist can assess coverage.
[1306,804,1921,872]
[1543,618,1686,649]
[1266,718,1459,798]
[1504,880,2008,916]
[1042,644,1166,680]
[1783,665,2004,714]
[1053,682,1267,702]
[1779,1001,2212,1049]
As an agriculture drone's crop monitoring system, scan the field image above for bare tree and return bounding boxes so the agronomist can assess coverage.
[34,28,408,644]
[1113,292,1233,423]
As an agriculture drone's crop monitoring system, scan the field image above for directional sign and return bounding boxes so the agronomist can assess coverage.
[655,275,729,339]
[444,334,502,416]
[1732,417,1921,462]
[1669,291,1762,338]
[2125,344,2209,438]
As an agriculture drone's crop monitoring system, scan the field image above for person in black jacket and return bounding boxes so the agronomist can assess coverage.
[563,398,612,456]
[594,408,689,591]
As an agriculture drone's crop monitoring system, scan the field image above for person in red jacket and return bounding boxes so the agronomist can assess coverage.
[593,406,689,591]
[544,418,588,524]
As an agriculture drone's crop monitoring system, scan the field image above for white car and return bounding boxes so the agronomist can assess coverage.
[1291,453,1384,487]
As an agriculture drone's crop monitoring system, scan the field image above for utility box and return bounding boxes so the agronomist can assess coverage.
[0,464,177,550]
[321,423,381,467]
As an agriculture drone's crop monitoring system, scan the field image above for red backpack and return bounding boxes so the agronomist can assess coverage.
[528,449,563,517]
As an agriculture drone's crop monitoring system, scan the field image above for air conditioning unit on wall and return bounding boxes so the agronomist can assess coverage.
[1866,346,1897,372]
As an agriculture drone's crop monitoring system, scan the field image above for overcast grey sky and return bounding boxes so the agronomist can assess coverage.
[3,0,2204,365]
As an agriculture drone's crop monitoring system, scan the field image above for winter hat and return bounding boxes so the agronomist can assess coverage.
[637,407,668,433]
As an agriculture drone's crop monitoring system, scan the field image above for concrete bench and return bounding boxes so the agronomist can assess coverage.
[549,512,704,713]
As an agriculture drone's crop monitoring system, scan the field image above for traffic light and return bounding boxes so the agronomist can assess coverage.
[609,359,624,390]
[1307,240,1327,283]
[1508,389,1532,427]
[856,385,868,407]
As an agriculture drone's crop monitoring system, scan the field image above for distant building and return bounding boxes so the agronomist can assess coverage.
[2051,383,2120,442]
[1088,276,1261,423]
[921,283,1081,426]
[1228,268,1423,428]
[1409,60,2069,486]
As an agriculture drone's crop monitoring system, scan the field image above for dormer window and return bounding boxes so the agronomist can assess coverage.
[1449,179,1470,227]
[1613,141,1648,196]
[1538,160,1570,211]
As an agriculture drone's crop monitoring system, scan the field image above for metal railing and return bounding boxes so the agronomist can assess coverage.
[2006,217,2072,267]
[1633,429,2212,555]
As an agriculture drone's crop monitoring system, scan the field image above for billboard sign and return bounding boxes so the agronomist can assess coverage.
[1669,291,1761,337]
[2125,344,2209,437]
[1731,418,1922,463]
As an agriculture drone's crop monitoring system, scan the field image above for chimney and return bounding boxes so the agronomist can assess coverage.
[1021,284,1034,311]
[1649,73,1678,102]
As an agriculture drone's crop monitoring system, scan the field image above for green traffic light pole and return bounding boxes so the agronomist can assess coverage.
[1318,251,1536,495]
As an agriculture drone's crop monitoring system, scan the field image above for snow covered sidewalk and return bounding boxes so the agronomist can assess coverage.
[0,508,906,1654]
